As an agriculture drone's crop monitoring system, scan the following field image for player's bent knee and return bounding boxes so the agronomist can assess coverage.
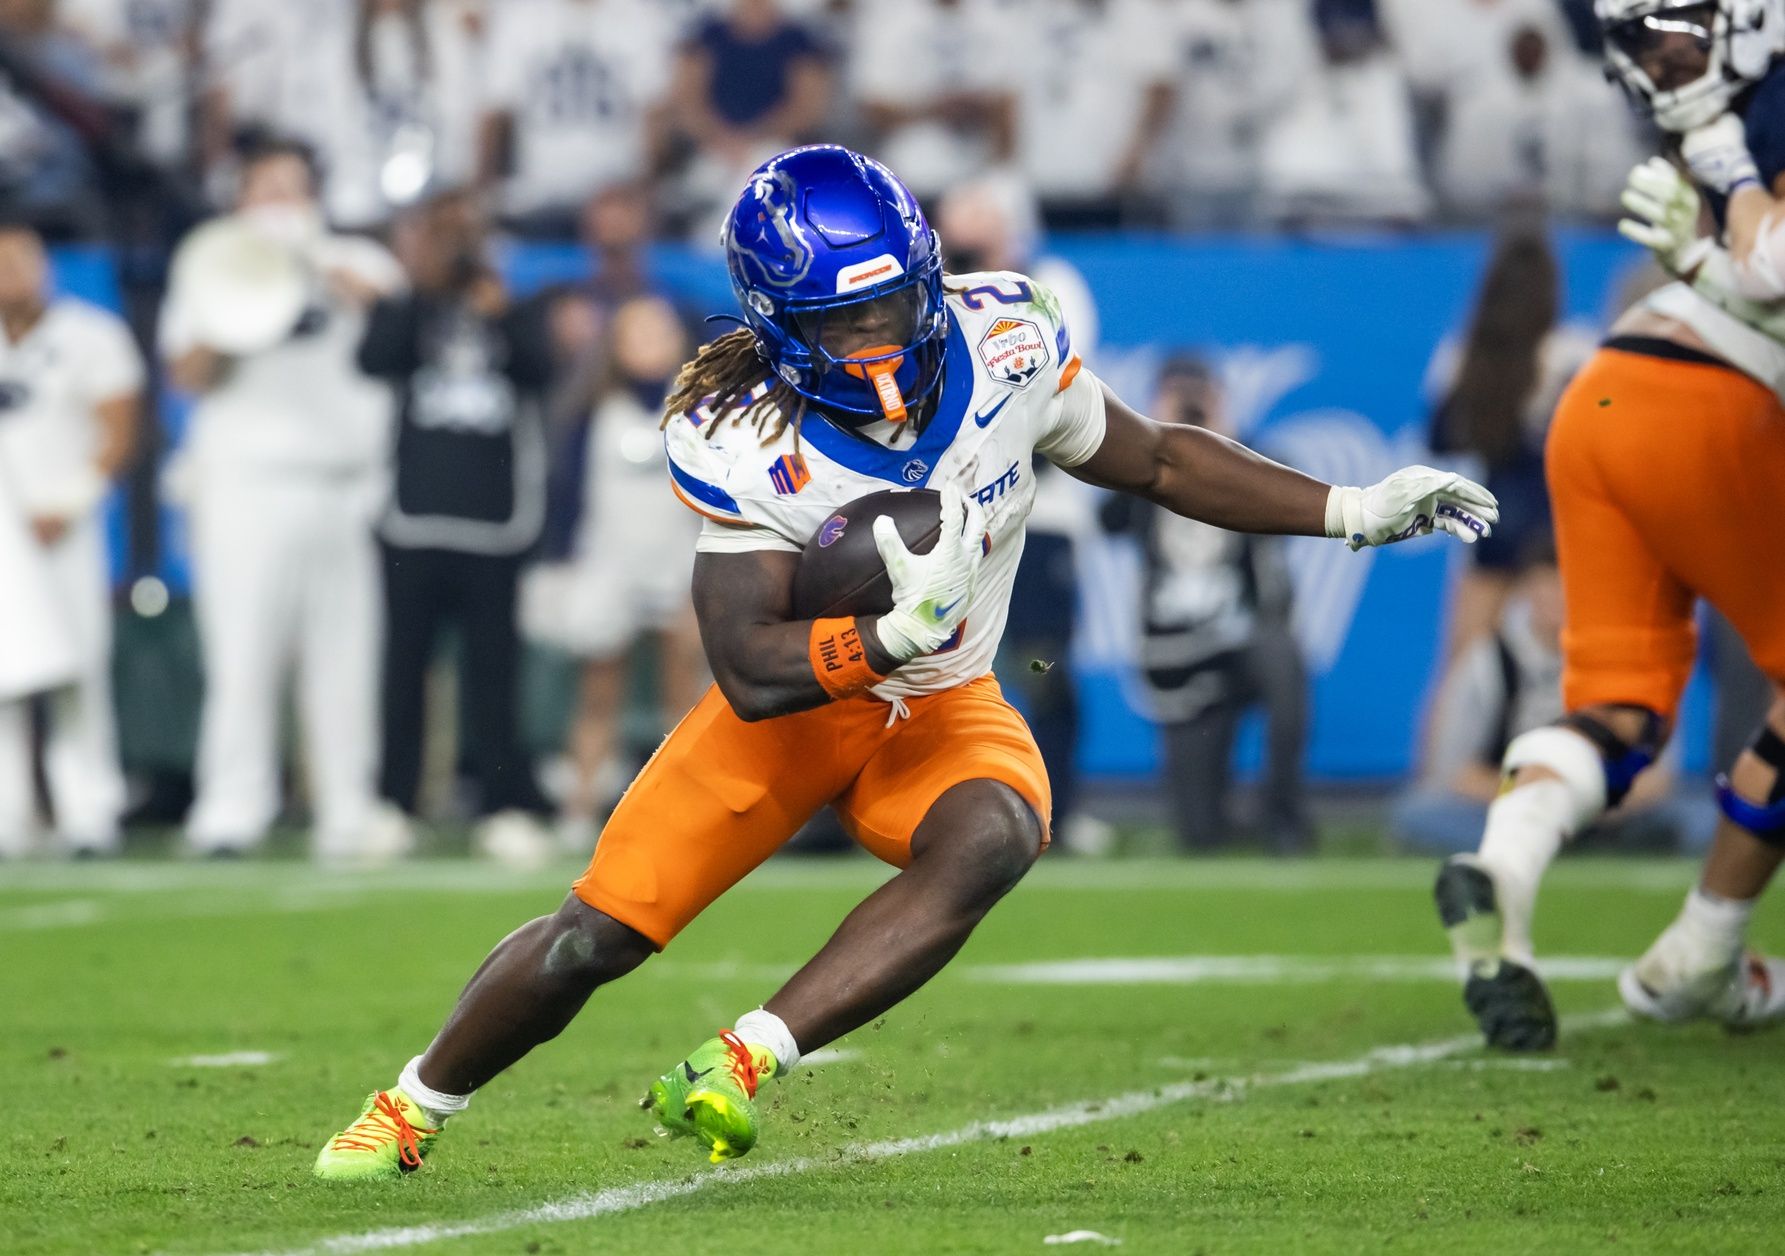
[912,780,1043,901]
[543,895,653,988]
[1717,719,1785,846]
[1505,706,1666,822]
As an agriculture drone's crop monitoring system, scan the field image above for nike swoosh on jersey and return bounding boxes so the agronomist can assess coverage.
[972,393,1013,427]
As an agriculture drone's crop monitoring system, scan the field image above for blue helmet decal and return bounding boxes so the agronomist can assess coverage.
[729,168,814,290]
[722,145,949,421]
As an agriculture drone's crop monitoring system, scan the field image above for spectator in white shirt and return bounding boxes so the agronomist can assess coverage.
[1008,0,1178,225]
[1436,21,1643,220]
[59,0,200,174]
[1257,14,1431,226]
[849,0,1016,202]
[476,0,674,234]
[0,219,142,856]
[201,0,487,231]
[1155,0,1311,229]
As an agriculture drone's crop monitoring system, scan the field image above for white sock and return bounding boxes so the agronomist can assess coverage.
[1678,886,1753,965]
[397,1055,472,1126]
[1475,779,1575,968]
[733,1008,801,1075]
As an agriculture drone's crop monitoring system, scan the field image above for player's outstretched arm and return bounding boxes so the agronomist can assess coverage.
[1068,383,1497,549]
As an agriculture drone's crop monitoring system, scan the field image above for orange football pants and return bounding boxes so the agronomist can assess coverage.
[1546,346,1785,718]
[572,674,1051,948]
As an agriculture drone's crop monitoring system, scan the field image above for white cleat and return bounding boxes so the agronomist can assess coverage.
[1619,952,1785,1031]
[473,809,557,871]
[314,804,417,869]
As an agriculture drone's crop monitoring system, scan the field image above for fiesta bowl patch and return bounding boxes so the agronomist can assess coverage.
[976,317,1050,390]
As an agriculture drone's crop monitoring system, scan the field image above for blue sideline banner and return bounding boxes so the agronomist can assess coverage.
[59,230,1716,783]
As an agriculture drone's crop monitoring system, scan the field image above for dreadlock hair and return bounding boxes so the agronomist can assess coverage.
[662,328,809,448]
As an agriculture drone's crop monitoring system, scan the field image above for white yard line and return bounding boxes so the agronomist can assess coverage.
[218,1009,1629,1256]
[970,954,1628,985]
[0,898,106,929]
[170,1051,282,1068]
[0,889,373,933]
[3,856,1705,898]
[1156,1054,1571,1074]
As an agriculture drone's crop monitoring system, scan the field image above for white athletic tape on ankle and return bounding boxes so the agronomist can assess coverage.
[1502,726,1607,833]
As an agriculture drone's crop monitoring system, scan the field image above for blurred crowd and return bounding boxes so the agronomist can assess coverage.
[0,0,1644,243]
[3,0,1756,868]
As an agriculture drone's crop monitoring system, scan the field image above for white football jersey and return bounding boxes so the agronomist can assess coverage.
[664,271,1108,700]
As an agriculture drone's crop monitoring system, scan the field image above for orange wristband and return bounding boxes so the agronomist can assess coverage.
[809,617,886,700]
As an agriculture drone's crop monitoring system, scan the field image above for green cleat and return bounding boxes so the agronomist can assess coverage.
[643,1030,777,1163]
[313,1088,440,1180]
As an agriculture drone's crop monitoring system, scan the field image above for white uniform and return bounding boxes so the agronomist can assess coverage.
[553,389,700,657]
[482,0,674,218]
[0,298,144,851]
[161,229,402,854]
[665,272,1107,700]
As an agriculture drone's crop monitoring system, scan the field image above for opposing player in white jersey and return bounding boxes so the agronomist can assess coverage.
[314,145,1497,1179]
[0,221,143,858]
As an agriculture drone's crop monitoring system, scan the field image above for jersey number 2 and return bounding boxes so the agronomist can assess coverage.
[956,280,1033,310]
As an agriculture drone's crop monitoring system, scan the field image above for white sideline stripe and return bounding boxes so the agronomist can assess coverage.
[219,1009,1628,1256]
[1,856,1706,897]
[171,1051,281,1068]
[0,898,105,929]
[970,955,1628,985]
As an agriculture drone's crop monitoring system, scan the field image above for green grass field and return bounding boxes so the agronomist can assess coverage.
[5,852,1784,1255]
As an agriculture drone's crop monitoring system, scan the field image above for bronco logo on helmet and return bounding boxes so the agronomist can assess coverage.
[728,169,815,289]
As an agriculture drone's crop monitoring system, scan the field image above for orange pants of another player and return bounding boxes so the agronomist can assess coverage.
[572,674,1051,949]
[1547,346,1785,719]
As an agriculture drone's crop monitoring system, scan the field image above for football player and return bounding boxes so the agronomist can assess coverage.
[314,145,1495,1178]
[1434,0,1785,1050]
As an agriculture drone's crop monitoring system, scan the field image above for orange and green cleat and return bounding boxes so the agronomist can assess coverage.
[313,1088,440,1180]
[643,1030,777,1163]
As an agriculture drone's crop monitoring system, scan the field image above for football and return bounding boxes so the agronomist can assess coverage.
[791,488,943,619]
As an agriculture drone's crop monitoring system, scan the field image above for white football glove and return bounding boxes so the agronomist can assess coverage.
[1619,157,1712,276]
[1681,112,1761,195]
[1326,467,1498,552]
[872,483,988,662]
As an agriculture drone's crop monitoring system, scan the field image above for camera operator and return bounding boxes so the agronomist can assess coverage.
[360,186,555,867]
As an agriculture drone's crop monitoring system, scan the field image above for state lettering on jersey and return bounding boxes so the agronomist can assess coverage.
[976,317,1050,390]
[971,460,1021,506]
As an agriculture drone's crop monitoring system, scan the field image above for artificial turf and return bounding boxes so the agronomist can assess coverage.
[3,853,1782,1254]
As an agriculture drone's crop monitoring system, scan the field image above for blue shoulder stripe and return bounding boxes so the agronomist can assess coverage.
[668,458,743,517]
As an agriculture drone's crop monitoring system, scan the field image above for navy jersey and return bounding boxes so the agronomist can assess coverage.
[1710,59,1785,227]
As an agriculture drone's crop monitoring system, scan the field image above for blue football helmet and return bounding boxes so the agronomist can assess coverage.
[722,145,948,422]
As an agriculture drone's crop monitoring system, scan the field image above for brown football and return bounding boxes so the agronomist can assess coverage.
[791,488,943,619]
